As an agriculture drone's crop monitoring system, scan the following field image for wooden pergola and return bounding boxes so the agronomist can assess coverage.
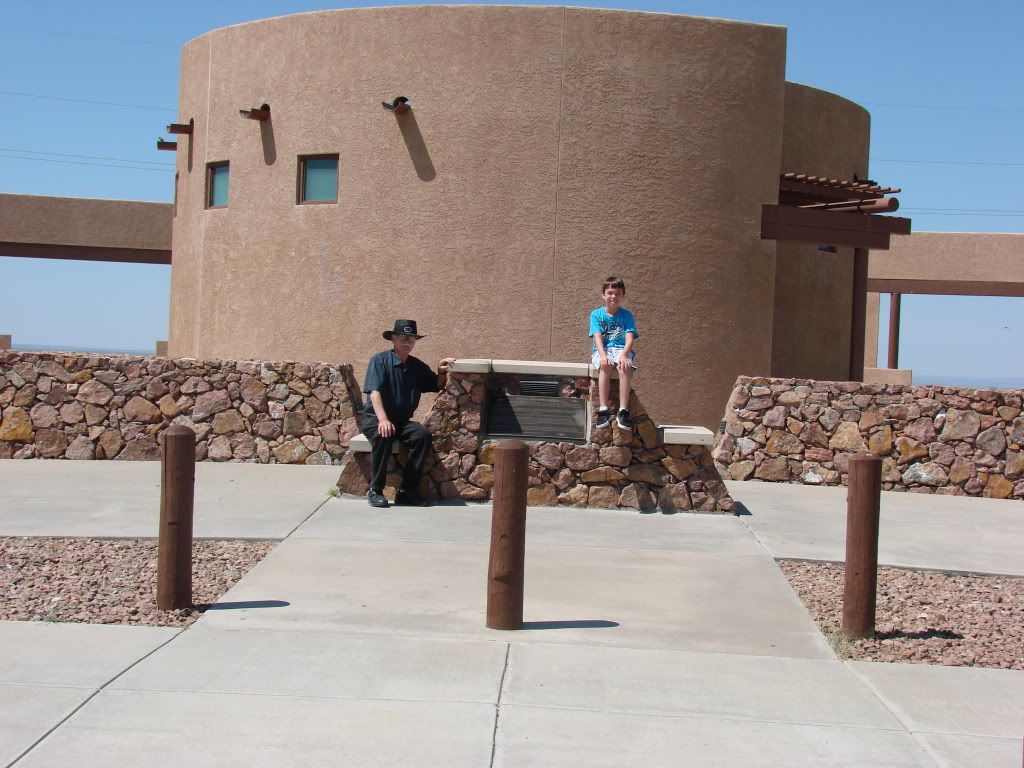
[762,173,911,380]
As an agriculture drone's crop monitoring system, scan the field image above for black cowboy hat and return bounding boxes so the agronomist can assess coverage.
[383,319,425,340]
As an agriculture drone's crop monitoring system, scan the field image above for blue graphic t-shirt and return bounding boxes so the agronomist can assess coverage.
[589,307,639,353]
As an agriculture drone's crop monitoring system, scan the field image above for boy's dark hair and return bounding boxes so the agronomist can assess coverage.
[602,276,626,294]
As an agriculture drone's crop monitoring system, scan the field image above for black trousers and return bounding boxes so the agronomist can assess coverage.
[362,420,431,493]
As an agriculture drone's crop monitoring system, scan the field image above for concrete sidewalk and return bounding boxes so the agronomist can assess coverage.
[0,461,341,539]
[1,463,1022,767]
[728,480,1024,575]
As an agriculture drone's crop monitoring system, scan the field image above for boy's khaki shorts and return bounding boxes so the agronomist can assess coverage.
[592,348,638,372]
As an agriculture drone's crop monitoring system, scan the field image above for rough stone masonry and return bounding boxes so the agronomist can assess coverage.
[713,376,1024,500]
[0,351,362,464]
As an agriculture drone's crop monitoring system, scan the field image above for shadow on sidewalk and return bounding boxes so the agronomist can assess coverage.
[519,620,619,630]
[197,600,291,611]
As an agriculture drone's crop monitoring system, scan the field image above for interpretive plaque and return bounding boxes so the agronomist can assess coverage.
[486,393,588,442]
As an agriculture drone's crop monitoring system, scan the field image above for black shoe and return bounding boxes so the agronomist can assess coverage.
[368,490,389,508]
[395,489,431,507]
[616,408,631,429]
[595,408,611,429]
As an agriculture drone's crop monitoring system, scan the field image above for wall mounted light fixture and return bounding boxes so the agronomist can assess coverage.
[240,103,271,121]
[156,138,178,151]
[382,96,411,114]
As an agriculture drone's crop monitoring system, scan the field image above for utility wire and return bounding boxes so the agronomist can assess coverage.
[4,24,179,48]
[875,159,1024,166]
[901,212,1024,217]
[902,207,1024,214]
[0,153,173,172]
[864,101,1024,113]
[0,147,174,167]
[0,90,175,112]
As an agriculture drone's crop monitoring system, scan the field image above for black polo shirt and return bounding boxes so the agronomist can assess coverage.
[362,350,440,426]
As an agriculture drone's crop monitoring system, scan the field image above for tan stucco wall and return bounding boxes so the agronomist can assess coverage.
[770,83,870,381]
[869,232,1024,284]
[0,193,171,251]
[169,6,789,428]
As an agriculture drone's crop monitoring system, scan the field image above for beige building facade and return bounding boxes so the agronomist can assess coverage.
[163,6,875,427]
[24,7,1004,427]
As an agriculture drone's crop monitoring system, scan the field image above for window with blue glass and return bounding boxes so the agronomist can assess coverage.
[206,162,229,208]
[299,155,339,203]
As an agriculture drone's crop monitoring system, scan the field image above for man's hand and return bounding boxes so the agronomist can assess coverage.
[599,353,612,370]
[438,357,457,374]
[617,355,631,374]
[377,419,395,438]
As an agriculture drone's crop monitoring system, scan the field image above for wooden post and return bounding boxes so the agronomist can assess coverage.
[887,293,901,369]
[0,334,10,351]
[487,439,528,630]
[849,247,869,382]
[158,425,196,610]
[842,453,882,638]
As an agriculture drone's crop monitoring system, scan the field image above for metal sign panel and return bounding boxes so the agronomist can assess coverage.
[486,394,588,442]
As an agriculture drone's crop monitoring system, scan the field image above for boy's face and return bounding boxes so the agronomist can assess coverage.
[602,286,624,310]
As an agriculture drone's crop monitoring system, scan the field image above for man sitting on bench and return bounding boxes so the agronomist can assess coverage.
[362,319,455,508]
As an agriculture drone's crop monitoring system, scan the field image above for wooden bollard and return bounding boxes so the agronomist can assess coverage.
[842,453,883,638]
[486,439,528,630]
[157,425,196,610]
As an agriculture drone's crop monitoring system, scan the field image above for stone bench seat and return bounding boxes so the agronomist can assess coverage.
[338,358,734,512]
[659,425,715,446]
[348,433,398,454]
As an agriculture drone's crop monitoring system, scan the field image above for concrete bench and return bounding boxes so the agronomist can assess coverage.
[348,433,398,454]
[353,361,715,450]
[658,425,715,446]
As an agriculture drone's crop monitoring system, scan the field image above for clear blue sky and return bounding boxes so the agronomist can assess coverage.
[1,1,1021,384]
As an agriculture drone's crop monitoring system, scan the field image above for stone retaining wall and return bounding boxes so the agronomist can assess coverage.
[713,376,1024,499]
[0,351,362,463]
[337,370,734,512]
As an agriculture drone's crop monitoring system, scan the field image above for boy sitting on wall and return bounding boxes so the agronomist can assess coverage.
[589,276,639,430]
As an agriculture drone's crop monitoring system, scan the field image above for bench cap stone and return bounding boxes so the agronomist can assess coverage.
[449,359,491,373]
[491,360,591,377]
[660,425,715,446]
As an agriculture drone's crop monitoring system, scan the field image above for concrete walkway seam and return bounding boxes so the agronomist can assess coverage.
[842,662,945,768]
[489,643,512,768]
[4,628,186,768]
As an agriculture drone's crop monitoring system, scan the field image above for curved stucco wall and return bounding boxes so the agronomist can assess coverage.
[771,82,870,381]
[168,6,789,427]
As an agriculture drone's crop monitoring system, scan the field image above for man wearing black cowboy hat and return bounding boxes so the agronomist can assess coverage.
[361,320,456,508]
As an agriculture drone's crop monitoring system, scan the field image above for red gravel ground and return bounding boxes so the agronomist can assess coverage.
[4,538,1022,671]
[780,560,1024,670]
[1,537,275,628]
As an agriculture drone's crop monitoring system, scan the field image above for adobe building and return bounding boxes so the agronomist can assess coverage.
[12,7,1020,428]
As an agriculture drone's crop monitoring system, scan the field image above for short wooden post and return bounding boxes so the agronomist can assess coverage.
[887,293,902,369]
[487,439,528,630]
[842,453,883,638]
[157,425,196,610]
[0,334,11,351]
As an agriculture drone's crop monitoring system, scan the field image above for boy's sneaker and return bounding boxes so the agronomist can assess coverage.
[616,408,632,429]
[368,490,389,508]
[595,408,611,429]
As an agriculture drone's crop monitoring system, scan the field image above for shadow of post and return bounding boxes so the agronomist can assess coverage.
[260,118,277,166]
[397,112,436,181]
[519,620,619,630]
[196,599,290,611]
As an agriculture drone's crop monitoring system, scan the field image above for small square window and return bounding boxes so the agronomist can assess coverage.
[298,155,339,204]
[206,162,229,208]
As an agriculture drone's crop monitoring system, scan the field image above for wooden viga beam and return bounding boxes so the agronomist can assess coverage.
[760,204,911,250]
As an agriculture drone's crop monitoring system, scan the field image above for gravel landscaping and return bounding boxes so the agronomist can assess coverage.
[1,537,275,628]
[780,560,1024,670]
[3,538,1022,671]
